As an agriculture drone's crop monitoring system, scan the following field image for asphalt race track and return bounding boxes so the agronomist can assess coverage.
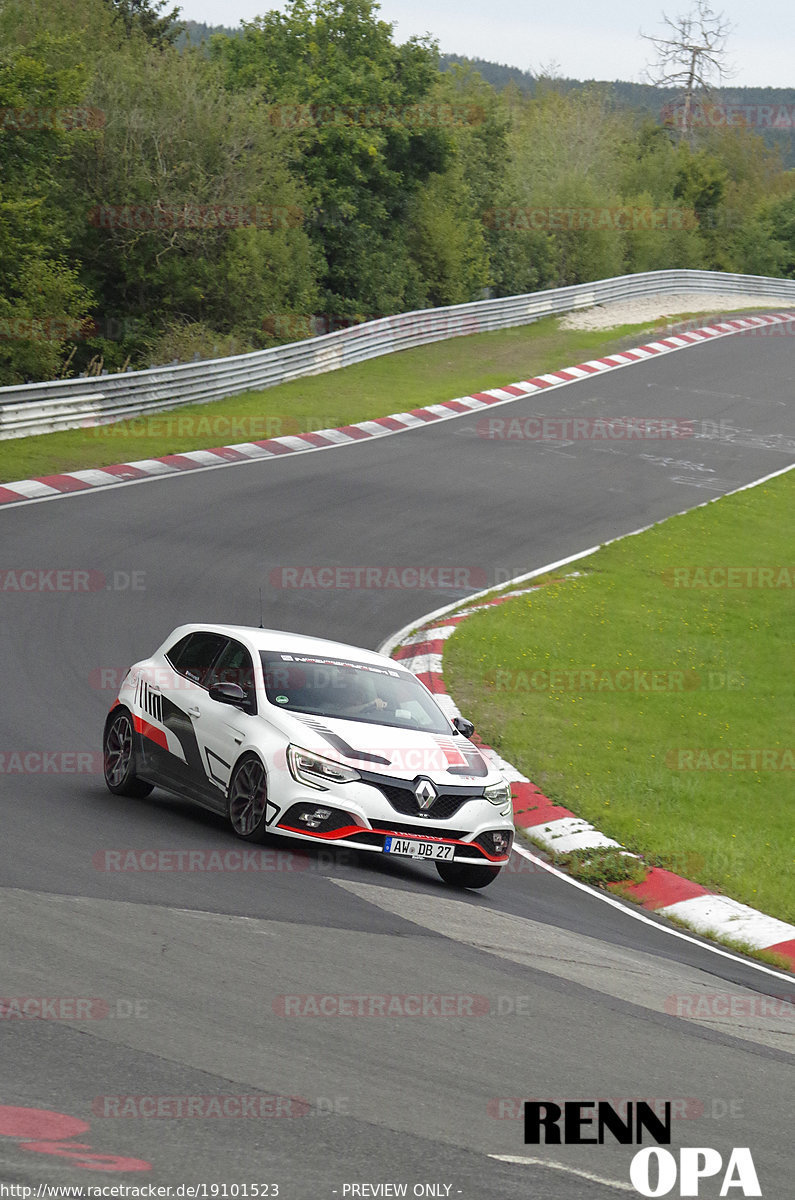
[1,328,793,1198]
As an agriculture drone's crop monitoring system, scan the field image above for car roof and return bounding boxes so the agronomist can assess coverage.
[161,623,405,670]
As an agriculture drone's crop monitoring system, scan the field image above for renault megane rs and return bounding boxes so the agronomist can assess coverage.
[102,624,514,888]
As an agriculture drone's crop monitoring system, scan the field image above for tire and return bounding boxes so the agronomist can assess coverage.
[227,753,270,842]
[435,860,502,890]
[103,708,153,798]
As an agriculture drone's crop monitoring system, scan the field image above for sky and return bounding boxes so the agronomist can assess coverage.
[174,0,794,89]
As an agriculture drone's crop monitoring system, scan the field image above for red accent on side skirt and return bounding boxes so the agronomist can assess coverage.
[132,715,168,751]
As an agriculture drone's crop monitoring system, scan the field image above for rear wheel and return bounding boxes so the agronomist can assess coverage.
[436,861,501,890]
[103,709,153,798]
[227,754,269,842]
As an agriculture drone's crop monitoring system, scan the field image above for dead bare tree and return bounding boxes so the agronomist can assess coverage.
[641,2,735,138]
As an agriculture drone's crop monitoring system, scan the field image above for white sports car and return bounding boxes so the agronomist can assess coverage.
[102,624,514,888]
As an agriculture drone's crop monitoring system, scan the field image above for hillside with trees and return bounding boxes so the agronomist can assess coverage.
[1,0,793,385]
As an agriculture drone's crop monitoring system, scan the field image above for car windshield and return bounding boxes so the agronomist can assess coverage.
[260,651,452,733]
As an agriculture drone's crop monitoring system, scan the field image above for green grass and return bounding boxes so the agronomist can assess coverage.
[0,304,772,483]
[443,470,795,925]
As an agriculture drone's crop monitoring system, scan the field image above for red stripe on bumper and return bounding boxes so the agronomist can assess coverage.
[276,824,364,840]
[276,824,508,862]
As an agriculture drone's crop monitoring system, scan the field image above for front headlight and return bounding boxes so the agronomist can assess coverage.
[287,745,360,790]
[484,779,512,806]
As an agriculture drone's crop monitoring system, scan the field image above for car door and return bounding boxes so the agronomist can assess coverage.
[196,638,258,796]
[146,630,229,806]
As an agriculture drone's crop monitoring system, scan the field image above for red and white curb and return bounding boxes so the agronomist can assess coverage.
[2,310,794,508]
[387,580,795,971]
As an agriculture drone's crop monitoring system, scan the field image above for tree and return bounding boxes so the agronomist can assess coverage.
[0,18,96,382]
[104,0,182,48]
[67,38,319,369]
[735,190,795,278]
[642,2,734,139]
[212,0,454,316]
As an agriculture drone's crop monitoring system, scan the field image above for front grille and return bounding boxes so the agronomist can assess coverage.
[375,782,480,820]
[369,819,468,841]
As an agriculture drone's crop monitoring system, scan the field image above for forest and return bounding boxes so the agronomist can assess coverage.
[1,0,794,385]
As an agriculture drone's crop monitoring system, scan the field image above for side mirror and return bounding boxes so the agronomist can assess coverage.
[452,715,475,738]
[209,682,249,709]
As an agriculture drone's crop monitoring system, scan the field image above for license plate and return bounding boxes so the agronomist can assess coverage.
[384,837,455,861]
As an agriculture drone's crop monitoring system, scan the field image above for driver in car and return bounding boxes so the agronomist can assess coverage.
[336,678,388,717]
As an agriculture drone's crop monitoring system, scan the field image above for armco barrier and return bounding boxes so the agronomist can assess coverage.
[2,269,795,440]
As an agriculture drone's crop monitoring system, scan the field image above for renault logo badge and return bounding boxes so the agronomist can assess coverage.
[414,779,437,810]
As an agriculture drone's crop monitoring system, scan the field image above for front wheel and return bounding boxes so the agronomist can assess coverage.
[435,861,502,890]
[227,754,270,842]
[103,709,153,798]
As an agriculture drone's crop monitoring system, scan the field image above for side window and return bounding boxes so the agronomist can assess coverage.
[206,640,257,710]
[165,632,228,686]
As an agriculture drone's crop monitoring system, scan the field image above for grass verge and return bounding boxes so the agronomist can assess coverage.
[0,305,772,483]
[443,470,795,926]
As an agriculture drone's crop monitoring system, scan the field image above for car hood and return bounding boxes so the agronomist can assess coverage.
[266,709,494,785]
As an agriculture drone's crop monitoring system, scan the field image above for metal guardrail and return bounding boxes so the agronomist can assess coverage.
[2,269,794,440]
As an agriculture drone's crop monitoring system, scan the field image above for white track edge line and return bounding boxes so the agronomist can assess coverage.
[489,1155,635,1192]
[380,461,795,984]
[378,461,795,657]
[510,844,793,983]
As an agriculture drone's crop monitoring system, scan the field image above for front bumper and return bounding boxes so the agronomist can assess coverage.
[271,773,514,864]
